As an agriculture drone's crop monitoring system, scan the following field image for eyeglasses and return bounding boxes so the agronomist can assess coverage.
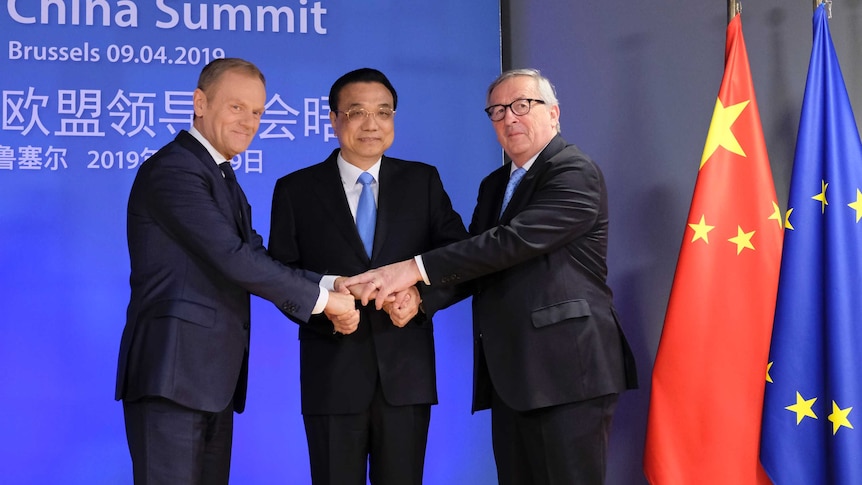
[484,98,545,121]
[334,108,395,122]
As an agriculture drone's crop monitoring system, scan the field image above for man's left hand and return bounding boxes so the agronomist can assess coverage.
[383,286,421,327]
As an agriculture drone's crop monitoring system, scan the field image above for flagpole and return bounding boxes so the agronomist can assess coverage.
[814,0,832,17]
[727,0,741,24]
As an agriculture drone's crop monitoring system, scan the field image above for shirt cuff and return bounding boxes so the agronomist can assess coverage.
[415,255,430,285]
[319,274,338,291]
[311,286,328,315]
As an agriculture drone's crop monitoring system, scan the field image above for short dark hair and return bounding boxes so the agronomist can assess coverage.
[329,68,398,113]
[197,57,266,93]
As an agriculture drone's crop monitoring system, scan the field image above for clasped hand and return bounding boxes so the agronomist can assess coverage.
[340,259,425,310]
[324,260,425,333]
[333,277,421,328]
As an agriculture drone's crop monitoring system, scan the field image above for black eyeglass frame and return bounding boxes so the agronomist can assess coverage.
[484,98,545,121]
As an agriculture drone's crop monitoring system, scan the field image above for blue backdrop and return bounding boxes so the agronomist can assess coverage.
[0,1,502,482]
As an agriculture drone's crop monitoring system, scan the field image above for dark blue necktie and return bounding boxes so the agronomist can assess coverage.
[219,161,243,215]
[500,167,526,216]
[356,172,376,257]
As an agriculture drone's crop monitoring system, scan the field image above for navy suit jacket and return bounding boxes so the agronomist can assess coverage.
[115,130,321,413]
[269,149,468,415]
[422,134,638,412]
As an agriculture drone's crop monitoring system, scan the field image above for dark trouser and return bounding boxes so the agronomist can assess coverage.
[123,397,233,485]
[303,383,431,485]
[491,391,619,485]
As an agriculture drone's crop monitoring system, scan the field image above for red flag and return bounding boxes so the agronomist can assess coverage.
[643,14,781,485]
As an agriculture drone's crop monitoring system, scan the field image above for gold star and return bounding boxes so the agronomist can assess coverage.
[766,361,773,384]
[812,180,828,213]
[785,391,818,425]
[728,226,755,255]
[700,99,750,169]
[785,208,795,231]
[848,189,862,223]
[828,401,854,435]
[688,215,715,243]
[768,201,783,230]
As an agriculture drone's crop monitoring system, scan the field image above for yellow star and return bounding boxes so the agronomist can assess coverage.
[812,180,828,213]
[728,226,755,255]
[688,215,715,243]
[785,208,795,231]
[828,401,854,435]
[848,189,862,223]
[785,391,817,425]
[700,98,750,168]
[768,201,783,230]
[766,361,773,383]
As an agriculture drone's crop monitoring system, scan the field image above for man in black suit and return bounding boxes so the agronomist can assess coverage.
[268,68,468,485]
[344,69,638,485]
[115,58,358,484]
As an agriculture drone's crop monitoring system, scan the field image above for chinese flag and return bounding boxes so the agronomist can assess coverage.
[643,13,781,485]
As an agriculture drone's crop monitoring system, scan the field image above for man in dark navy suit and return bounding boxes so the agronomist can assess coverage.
[269,68,468,485]
[115,58,358,484]
[345,69,638,485]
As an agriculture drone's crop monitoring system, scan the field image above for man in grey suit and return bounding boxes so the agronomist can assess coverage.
[344,68,637,485]
[115,58,357,484]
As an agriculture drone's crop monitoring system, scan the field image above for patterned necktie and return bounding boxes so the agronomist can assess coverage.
[356,172,376,257]
[500,167,526,216]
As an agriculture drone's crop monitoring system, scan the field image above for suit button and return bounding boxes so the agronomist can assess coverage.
[243,321,250,330]
[441,275,458,284]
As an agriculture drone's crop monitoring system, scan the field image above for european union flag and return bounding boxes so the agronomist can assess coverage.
[761,5,862,484]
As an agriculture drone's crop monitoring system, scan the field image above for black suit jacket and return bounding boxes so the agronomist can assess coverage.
[269,149,468,415]
[115,130,321,413]
[422,134,638,412]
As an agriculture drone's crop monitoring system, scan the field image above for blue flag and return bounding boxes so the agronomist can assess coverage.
[761,5,862,484]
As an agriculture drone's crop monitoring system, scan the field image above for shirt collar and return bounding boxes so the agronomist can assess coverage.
[509,139,552,175]
[188,126,229,166]
[337,152,382,184]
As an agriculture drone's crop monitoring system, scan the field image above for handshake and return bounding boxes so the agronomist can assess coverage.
[321,259,425,335]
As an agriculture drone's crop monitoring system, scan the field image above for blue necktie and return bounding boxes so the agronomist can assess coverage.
[356,172,376,257]
[500,167,526,216]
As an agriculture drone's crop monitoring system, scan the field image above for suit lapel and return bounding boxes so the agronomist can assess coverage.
[471,165,509,233]
[234,182,253,238]
[374,157,401,261]
[176,131,248,238]
[493,162,512,222]
[312,153,372,262]
[499,135,566,221]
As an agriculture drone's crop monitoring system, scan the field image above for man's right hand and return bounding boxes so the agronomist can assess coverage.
[324,291,359,334]
[340,259,424,310]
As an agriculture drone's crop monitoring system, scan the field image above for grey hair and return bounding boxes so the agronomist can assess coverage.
[486,68,560,132]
